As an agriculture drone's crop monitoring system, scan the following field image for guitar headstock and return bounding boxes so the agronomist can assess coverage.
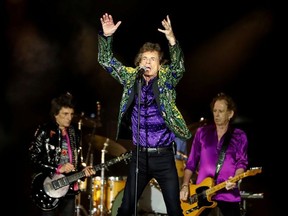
[246,167,262,176]
[118,151,132,164]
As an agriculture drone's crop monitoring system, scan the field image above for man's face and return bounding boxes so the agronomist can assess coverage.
[213,100,233,126]
[139,51,160,79]
[55,107,74,129]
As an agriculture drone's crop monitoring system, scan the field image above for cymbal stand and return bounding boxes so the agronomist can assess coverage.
[88,153,95,216]
[75,117,88,216]
[99,140,109,216]
[75,193,89,216]
[82,114,97,216]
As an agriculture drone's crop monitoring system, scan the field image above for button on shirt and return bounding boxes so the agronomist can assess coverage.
[131,78,175,147]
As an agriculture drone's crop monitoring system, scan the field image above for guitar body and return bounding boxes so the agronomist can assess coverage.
[31,173,61,211]
[31,151,132,211]
[181,167,262,216]
[181,177,217,216]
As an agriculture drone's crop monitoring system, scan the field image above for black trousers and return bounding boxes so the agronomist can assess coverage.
[116,149,183,216]
[41,195,75,216]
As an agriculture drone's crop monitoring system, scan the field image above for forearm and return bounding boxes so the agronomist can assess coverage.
[168,36,176,46]
[169,41,185,83]
[182,169,193,186]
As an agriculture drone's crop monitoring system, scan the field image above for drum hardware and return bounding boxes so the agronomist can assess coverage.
[97,140,109,216]
[240,191,264,216]
[75,192,89,216]
[75,118,89,216]
[88,153,94,216]
[85,134,127,157]
[73,112,101,128]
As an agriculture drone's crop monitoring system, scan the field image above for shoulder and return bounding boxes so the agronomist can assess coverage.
[233,127,247,136]
[198,123,215,133]
[193,123,215,138]
[33,122,58,137]
[232,127,248,144]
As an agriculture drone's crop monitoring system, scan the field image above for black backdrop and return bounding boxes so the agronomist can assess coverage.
[1,0,283,215]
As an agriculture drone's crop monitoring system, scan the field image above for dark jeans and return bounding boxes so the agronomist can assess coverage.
[116,149,183,216]
[41,195,75,216]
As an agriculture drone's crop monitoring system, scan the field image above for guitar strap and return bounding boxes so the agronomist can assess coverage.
[214,127,234,180]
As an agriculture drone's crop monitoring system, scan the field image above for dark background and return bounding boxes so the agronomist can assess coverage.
[1,0,283,215]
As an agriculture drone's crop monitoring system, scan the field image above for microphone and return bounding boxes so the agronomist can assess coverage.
[137,66,146,79]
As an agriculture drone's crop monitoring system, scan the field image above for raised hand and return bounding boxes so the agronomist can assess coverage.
[158,15,176,46]
[100,13,122,37]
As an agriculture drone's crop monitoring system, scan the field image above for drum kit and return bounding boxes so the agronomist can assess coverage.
[73,111,127,216]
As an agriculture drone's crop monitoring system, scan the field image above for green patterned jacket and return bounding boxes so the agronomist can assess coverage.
[98,35,192,141]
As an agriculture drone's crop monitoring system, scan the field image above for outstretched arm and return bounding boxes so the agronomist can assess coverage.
[158,15,176,46]
[100,13,122,37]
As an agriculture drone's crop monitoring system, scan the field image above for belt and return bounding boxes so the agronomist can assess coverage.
[138,146,174,153]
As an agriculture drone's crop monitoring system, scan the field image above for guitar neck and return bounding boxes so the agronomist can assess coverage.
[52,152,131,190]
[66,171,86,184]
[206,168,262,196]
[65,159,114,184]
[206,173,243,195]
[67,156,123,183]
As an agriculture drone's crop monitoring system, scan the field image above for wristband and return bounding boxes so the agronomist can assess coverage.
[181,184,188,189]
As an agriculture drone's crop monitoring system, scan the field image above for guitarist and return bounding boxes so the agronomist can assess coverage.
[180,92,248,216]
[29,92,96,216]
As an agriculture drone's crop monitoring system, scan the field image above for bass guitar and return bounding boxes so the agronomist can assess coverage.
[181,167,262,216]
[31,151,132,211]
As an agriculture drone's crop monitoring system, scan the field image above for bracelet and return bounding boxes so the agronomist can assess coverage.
[181,184,188,189]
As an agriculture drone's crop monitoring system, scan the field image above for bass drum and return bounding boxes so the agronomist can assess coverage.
[106,176,127,212]
[110,179,167,216]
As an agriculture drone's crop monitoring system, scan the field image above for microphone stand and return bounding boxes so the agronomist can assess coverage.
[134,76,142,216]
[99,140,108,216]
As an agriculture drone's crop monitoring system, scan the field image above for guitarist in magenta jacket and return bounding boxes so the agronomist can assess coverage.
[180,92,248,216]
[29,92,95,216]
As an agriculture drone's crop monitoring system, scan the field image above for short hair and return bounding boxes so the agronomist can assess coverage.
[210,92,237,120]
[50,92,75,118]
[134,42,164,66]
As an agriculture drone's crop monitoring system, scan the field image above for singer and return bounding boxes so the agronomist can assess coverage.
[98,13,192,216]
[28,92,96,216]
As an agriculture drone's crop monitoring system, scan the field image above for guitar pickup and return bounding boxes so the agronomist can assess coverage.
[185,206,200,214]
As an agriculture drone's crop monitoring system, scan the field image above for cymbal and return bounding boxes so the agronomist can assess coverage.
[85,134,127,156]
[73,113,99,128]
